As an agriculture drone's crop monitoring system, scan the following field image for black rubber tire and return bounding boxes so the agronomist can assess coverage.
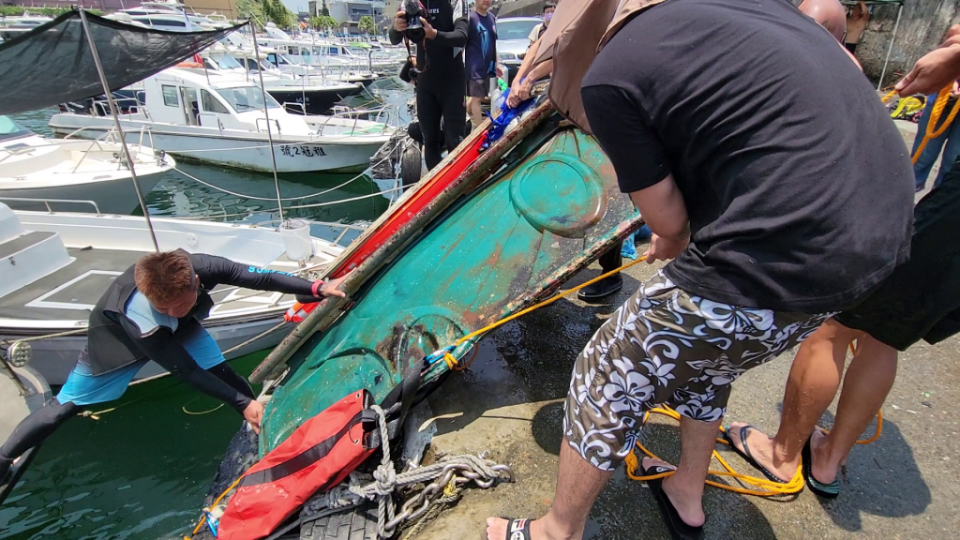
[400,146,422,187]
[300,502,380,540]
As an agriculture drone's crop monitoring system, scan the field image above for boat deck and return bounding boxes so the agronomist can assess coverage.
[0,245,320,326]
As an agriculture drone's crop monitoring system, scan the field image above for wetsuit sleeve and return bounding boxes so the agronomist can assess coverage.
[196,254,321,297]
[432,17,468,48]
[133,329,251,413]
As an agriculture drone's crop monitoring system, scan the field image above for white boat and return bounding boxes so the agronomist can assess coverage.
[48,68,395,173]
[0,115,172,215]
[112,0,220,30]
[0,201,357,385]
[0,14,52,40]
[200,47,366,114]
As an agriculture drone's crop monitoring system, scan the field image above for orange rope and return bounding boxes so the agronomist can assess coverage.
[883,87,960,165]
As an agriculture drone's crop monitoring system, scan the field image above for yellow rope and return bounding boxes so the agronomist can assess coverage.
[440,253,648,369]
[184,475,246,540]
[624,407,806,497]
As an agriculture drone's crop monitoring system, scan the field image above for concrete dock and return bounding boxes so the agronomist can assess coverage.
[411,122,959,539]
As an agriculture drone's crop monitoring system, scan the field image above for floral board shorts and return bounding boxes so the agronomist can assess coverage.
[564,270,834,471]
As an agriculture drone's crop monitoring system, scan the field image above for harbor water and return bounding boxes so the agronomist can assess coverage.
[0,79,413,540]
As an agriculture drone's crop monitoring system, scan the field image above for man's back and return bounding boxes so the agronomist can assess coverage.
[582,0,914,312]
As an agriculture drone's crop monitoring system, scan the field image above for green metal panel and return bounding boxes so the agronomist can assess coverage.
[260,126,642,453]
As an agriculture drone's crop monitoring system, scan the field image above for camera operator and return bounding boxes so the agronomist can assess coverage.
[390,0,468,170]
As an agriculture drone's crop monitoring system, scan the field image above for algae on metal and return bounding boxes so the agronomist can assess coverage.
[259,124,644,453]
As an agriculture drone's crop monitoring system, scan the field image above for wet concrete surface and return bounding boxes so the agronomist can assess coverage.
[411,125,960,539]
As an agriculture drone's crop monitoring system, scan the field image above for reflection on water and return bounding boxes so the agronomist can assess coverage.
[0,79,414,540]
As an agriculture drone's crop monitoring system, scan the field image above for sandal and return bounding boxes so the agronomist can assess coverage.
[724,425,792,484]
[644,463,705,540]
[802,436,840,498]
[499,517,533,540]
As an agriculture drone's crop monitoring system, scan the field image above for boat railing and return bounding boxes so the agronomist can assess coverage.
[91,98,145,121]
[197,112,224,132]
[311,105,397,136]
[0,197,102,215]
[256,117,281,134]
[281,101,307,115]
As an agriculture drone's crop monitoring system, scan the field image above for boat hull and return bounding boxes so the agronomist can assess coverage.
[49,116,387,174]
[0,173,165,215]
[259,111,644,452]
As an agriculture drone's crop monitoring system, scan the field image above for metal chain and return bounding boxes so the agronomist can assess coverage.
[314,405,513,539]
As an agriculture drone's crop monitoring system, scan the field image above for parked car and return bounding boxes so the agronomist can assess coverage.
[496,17,542,85]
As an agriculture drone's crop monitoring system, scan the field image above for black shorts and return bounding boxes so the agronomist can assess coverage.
[836,158,960,351]
[466,77,491,98]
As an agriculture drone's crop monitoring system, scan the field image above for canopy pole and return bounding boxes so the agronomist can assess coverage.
[250,20,286,223]
[79,10,160,252]
[877,3,903,91]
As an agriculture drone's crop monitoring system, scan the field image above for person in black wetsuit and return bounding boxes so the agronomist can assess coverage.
[0,250,347,483]
[390,0,468,170]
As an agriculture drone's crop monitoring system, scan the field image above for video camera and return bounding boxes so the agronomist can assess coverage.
[402,0,427,42]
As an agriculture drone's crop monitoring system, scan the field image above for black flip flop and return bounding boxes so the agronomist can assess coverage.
[644,463,704,540]
[499,517,533,540]
[802,436,840,498]
[723,425,792,484]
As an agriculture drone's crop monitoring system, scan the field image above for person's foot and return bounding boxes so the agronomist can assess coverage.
[726,422,798,483]
[577,274,623,302]
[642,457,706,528]
[485,515,576,540]
[808,429,839,485]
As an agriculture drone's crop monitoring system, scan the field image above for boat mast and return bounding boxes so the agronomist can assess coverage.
[250,20,286,223]
[78,9,160,252]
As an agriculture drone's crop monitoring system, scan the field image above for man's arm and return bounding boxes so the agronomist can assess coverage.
[389,10,406,45]
[134,330,251,412]
[897,26,960,96]
[195,254,347,298]
[426,17,468,48]
[582,83,691,262]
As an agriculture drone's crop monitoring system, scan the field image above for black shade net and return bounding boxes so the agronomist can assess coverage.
[0,10,244,116]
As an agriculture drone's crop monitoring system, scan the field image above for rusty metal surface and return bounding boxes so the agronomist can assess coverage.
[259,125,643,453]
[249,103,555,384]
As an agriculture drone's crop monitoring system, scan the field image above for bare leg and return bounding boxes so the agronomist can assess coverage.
[486,437,613,540]
[812,335,897,483]
[728,320,858,480]
[467,97,483,129]
[649,415,722,527]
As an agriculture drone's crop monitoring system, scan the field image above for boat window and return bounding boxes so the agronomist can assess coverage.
[0,116,32,142]
[161,84,179,107]
[201,90,230,114]
[215,86,281,112]
[148,18,187,27]
[329,47,340,55]
[209,52,242,70]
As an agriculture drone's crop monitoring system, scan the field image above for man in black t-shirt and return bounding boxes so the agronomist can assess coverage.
[485,0,913,539]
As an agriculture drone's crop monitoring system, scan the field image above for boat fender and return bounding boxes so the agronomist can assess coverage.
[284,301,319,323]
[216,390,377,540]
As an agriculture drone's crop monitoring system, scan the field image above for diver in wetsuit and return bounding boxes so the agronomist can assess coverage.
[390,0,468,170]
[0,250,347,483]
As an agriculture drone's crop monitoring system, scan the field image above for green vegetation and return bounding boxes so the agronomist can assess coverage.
[235,0,297,30]
[0,7,102,17]
[358,15,375,35]
[309,15,337,32]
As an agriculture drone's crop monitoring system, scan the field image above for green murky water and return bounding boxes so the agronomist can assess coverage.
[0,80,413,540]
